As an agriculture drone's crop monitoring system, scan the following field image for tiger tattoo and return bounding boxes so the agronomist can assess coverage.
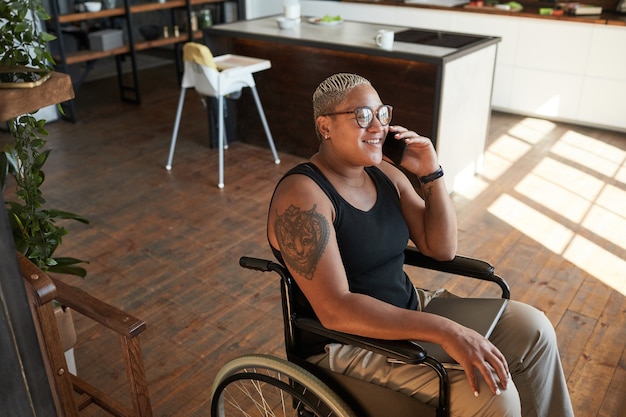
[275,204,329,280]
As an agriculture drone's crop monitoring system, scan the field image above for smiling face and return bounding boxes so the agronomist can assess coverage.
[317,84,389,167]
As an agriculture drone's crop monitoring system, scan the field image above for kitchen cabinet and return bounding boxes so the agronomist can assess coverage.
[578,25,626,129]
[47,0,242,121]
[508,19,591,121]
[300,0,626,132]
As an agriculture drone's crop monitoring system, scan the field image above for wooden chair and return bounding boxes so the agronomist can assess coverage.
[18,252,153,417]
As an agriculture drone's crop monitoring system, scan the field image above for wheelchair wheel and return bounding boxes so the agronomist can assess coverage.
[211,354,356,417]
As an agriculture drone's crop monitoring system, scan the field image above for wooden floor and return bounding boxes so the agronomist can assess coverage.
[2,64,624,416]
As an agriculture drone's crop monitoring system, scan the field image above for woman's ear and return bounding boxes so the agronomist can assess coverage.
[316,116,330,139]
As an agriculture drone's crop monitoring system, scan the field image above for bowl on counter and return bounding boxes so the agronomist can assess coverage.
[84,2,102,12]
[139,24,161,41]
[276,17,298,30]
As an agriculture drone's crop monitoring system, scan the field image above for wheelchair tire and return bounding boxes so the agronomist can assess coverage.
[211,354,356,417]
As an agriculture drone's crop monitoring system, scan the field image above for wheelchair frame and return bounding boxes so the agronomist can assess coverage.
[210,247,510,417]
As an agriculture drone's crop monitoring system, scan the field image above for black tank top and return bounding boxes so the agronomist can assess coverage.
[271,162,418,310]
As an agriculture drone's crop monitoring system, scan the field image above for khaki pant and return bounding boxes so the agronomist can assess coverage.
[308,291,574,417]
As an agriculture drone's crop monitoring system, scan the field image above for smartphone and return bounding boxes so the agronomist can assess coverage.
[382,130,407,165]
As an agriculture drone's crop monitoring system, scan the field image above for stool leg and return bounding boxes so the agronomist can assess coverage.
[250,86,280,165]
[223,99,229,150]
[217,95,225,189]
[166,87,187,170]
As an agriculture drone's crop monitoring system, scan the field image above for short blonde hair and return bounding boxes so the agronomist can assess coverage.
[313,73,371,119]
[312,73,371,141]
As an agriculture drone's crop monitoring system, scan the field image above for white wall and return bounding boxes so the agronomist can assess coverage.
[245,0,283,19]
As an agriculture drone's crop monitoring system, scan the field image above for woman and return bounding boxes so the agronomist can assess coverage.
[267,73,573,417]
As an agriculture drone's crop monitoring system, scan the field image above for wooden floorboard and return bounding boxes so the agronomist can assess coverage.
[2,64,624,416]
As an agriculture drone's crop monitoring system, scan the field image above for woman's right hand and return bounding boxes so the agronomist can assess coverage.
[388,126,439,177]
[441,324,510,397]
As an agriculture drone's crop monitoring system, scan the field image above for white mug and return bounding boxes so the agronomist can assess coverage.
[284,4,301,19]
[375,29,394,50]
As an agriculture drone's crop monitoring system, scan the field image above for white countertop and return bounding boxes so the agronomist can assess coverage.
[209,16,462,59]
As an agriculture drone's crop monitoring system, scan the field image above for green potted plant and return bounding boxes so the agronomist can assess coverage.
[1,0,88,277]
[1,114,90,278]
[0,0,56,86]
[1,0,87,372]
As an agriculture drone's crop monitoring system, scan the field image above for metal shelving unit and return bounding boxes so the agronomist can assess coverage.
[47,0,242,121]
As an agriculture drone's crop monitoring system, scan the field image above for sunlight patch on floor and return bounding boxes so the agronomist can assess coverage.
[596,184,626,218]
[507,117,556,145]
[482,119,626,295]
[488,194,574,254]
[514,170,591,223]
[453,176,489,200]
[455,117,556,199]
[563,235,626,296]
[551,130,624,178]
[489,194,626,296]
[530,157,605,199]
[582,205,626,249]
[486,134,532,165]
[454,134,526,199]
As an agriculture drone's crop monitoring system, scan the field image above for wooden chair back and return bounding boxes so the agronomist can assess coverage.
[18,253,153,417]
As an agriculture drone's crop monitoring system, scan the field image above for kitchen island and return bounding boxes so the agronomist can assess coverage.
[206,16,500,192]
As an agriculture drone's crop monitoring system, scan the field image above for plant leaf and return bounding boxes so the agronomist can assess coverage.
[48,258,89,279]
[45,209,90,224]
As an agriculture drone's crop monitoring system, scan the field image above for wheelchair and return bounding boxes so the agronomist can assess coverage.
[210,247,510,417]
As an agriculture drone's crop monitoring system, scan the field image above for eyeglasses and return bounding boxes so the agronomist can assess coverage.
[322,105,393,129]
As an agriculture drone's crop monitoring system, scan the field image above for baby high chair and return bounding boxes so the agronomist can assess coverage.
[166,42,280,188]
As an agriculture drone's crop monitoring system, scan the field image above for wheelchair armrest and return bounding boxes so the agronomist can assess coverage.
[404,247,510,299]
[294,317,427,364]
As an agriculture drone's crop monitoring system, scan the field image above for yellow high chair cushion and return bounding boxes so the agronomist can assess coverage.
[183,42,217,70]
